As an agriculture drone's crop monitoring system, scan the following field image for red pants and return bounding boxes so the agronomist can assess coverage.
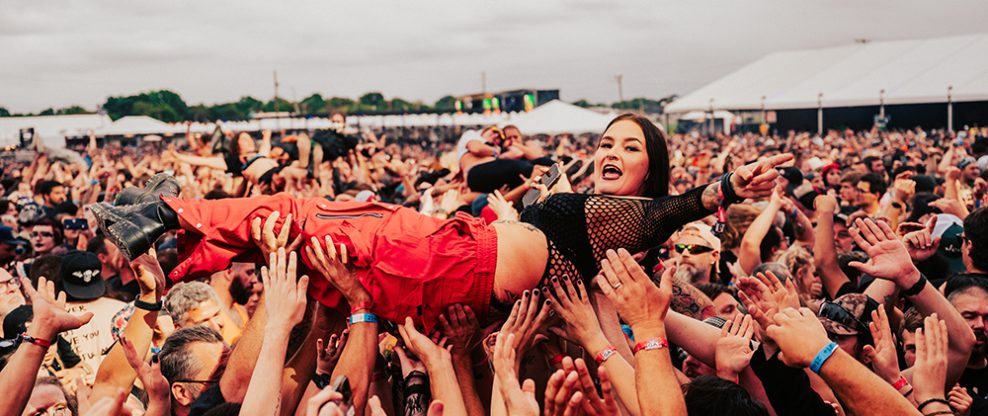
[163,194,498,329]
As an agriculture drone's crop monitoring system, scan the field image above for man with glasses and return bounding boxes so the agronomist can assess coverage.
[0,268,25,338]
[28,219,62,259]
[671,224,722,285]
[158,325,227,416]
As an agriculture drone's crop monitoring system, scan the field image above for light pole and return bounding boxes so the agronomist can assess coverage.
[817,93,823,136]
[947,85,954,133]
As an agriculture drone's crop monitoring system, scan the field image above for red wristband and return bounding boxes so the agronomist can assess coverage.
[350,301,373,314]
[892,375,909,390]
[20,333,53,349]
[594,346,618,365]
[550,354,565,366]
[633,338,668,354]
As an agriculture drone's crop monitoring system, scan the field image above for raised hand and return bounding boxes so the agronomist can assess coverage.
[491,333,539,416]
[912,314,949,404]
[847,218,921,288]
[861,306,900,385]
[316,330,349,375]
[549,276,605,350]
[305,235,371,307]
[573,359,620,415]
[597,248,671,329]
[543,368,584,416]
[498,288,552,367]
[715,314,756,381]
[130,248,164,299]
[398,317,450,368]
[260,248,309,328]
[22,277,93,341]
[438,304,480,358]
[766,308,831,368]
[730,154,794,200]
[251,211,303,264]
[120,337,170,414]
[393,344,426,378]
[902,217,940,262]
[486,190,519,221]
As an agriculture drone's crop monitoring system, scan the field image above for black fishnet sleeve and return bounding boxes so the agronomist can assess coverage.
[584,185,715,271]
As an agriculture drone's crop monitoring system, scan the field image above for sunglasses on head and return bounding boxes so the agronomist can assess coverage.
[818,301,868,334]
[673,243,714,255]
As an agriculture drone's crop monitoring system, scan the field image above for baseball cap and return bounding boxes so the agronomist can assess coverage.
[59,250,104,301]
[0,226,24,246]
[958,157,976,170]
[934,214,967,275]
[818,293,877,336]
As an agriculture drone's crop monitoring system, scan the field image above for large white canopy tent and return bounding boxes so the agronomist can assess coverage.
[665,33,988,113]
[501,99,617,135]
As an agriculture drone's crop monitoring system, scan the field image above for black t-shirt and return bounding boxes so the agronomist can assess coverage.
[959,365,988,416]
[189,383,228,416]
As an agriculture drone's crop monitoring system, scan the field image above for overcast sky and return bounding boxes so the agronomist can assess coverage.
[2,0,987,113]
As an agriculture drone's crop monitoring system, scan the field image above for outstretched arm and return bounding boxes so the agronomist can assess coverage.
[813,195,851,299]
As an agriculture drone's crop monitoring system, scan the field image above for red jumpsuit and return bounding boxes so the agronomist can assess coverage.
[162,194,497,329]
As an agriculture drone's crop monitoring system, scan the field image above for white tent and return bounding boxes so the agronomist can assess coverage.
[502,100,615,135]
[0,114,113,148]
[665,33,988,113]
[92,115,186,136]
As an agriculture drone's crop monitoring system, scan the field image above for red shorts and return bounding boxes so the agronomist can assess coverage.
[164,194,497,329]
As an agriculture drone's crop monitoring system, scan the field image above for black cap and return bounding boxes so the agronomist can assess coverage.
[59,250,104,300]
[0,226,24,246]
[779,167,804,186]
[2,304,32,339]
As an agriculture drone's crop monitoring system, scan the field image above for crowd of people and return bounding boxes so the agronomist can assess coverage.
[0,110,986,416]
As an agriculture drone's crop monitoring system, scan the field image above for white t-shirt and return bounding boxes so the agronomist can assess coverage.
[61,297,128,384]
[456,130,484,160]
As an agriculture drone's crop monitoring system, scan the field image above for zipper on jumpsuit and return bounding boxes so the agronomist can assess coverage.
[315,213,384,220]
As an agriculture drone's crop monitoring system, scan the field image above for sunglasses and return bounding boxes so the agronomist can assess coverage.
[30,231,54,238]
[818,301,868,333]
[673,244,715,255]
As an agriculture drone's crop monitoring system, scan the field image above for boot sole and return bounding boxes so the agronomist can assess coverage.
[88,203,150,260]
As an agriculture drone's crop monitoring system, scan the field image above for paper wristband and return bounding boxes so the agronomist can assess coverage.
[633,338,668,354]
[347,313,379,325]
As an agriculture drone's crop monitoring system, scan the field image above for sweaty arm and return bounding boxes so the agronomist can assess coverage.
[739,199,782,275]
[813,210,851,299]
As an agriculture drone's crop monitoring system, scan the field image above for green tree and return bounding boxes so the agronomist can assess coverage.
[55,105,91,115]
[236,96,264,116]
[102,89,189,122]
[326,97,356,113]
[0,107,9,117]
[263,97,294,112]
[299,94,327,115]
[359,92,386,111]
[434,95,456,110]
[39,108,56,116]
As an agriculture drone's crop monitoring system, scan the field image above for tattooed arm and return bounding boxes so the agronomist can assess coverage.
[668,274,716,320]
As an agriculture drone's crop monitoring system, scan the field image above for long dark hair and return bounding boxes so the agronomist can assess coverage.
[600,113,670,198]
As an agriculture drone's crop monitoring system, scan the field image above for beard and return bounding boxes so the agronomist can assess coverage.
[675,262,709,284]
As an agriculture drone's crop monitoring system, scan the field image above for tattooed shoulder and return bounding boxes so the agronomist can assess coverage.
[492,219,541,233]
[701,183,721,211]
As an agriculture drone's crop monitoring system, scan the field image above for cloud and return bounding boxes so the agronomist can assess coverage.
[1,0,987,112]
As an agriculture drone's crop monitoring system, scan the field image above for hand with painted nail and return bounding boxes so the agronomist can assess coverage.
[549,276,606,353]
[498,288,552,369]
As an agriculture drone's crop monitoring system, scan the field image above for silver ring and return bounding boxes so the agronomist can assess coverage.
[612,283,623,290]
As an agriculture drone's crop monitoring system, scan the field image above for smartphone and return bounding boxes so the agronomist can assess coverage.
[522,164,562,207]
[331,375,354,415]
[63,218,88,230]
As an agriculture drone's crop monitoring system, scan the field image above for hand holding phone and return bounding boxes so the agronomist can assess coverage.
[522,164,561,207]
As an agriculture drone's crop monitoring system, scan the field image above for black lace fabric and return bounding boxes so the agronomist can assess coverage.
[521,186,714,287]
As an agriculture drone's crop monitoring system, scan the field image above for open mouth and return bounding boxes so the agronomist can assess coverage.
[601,163,623,180]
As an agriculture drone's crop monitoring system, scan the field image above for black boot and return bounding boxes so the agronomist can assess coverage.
[89,201,180,260]
[114,173,180,206]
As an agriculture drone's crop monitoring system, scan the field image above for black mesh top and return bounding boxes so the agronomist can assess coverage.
[520,186,714,285]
